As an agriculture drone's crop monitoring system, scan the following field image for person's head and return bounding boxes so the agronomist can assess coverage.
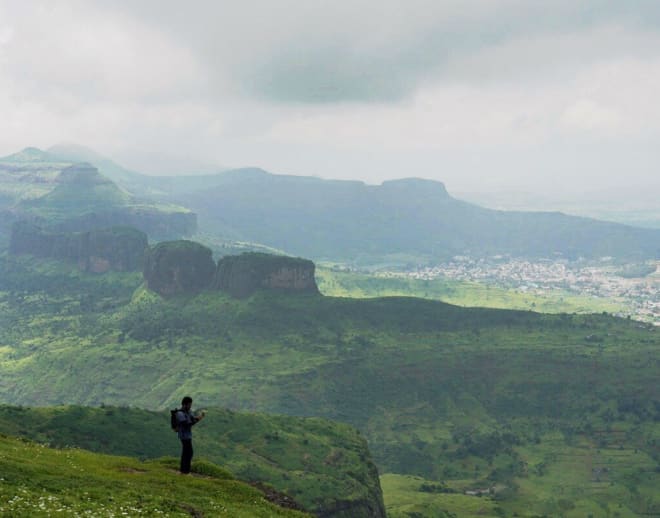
[181,396,193,411]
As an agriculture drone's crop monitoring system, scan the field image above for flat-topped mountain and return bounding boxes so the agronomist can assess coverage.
[177,171,660,262]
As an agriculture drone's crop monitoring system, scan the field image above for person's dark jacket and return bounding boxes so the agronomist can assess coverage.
[176,409,200,440]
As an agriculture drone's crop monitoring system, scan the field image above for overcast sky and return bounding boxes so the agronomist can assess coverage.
[1,0,659,197]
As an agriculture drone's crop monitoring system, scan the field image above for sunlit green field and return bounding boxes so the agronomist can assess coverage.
[316,267,627,315]
[381,473,499,517]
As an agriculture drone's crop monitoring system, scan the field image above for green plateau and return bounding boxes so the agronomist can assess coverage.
[0,252,658,516]
[0,432,307,517]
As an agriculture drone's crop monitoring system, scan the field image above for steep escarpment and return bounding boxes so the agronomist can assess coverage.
[9,222,147,272]
[216,252,319,298]
[143,240,216,296]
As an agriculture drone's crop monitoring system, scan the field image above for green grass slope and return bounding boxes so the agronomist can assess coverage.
[0,433,307,517]
[0,405,385,518]
[0,255,658,516]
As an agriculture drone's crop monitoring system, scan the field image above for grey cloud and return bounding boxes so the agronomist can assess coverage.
[97,0,660,103]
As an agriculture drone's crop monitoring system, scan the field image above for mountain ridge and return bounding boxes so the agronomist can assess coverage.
[2,144,659,262]
[178,172,660,262]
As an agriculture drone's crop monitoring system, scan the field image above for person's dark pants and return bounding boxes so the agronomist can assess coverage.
[180,439,193,473]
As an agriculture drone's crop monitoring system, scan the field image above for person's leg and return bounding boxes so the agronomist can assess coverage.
[180,439,193,473]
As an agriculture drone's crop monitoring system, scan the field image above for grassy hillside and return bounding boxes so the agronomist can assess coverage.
[0,255,658,516]
[0,405,384,517]
[316,267,627,314]
[0,433,307,517]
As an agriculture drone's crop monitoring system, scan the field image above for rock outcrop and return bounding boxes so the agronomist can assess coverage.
[142,245,319,298]
[143,240,216,296]
[9,222,148,272]
[215,252,319,298]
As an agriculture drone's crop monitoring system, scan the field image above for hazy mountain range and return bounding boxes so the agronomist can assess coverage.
[1,145,659,264]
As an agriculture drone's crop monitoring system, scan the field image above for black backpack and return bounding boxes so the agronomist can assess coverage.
[170,408,180,432]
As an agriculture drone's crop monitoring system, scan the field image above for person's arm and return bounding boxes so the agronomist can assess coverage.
[191,410,206,426]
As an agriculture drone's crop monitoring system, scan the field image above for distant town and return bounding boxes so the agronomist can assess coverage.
[401,257,660,326]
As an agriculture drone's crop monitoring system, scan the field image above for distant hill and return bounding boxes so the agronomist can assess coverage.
[4,145,659,262]
[47,143,234,199]
[48,143,170,197]
[0,149,196,242]
[176,171,660,262]
[0,146,63,164]
[20,162,133,217]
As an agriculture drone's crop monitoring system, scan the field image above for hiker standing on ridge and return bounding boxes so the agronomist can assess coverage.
[176,396,206,474]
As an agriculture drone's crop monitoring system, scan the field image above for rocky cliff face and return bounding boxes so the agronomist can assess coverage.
[215,252,319,298]
[9,222,148,272]
[143,240,216,296]
[142,246,319,298]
